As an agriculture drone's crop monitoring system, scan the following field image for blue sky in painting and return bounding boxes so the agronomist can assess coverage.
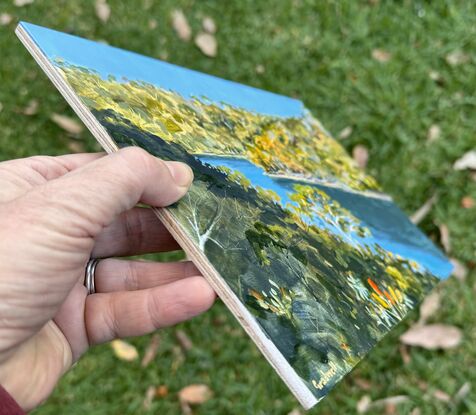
[20,22,304,118]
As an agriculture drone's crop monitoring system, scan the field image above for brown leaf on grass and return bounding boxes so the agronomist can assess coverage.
[110,339,139,361]
[21,99,39,116]
[195,32,217,57]
[175,329,193,352]
[418,290,440,325]
[352,145,369,169]
[446,50,469,66]
[178,384,213,405]
[428,70,442,82]
[454,150,476,170]
[454,382,471,403]
[171,345,185,372]
[51,113,83,136]
[338,126,353,140]
[287,409,302,415]
[399,344,411,365]
[439,223,451,253]
[95,0,111,23]
[141,333,160,367]
[255,64,265,74]
[0,13,13,25]
[148,19,157,30]
[156,385,169,398]
[427,124,441,142]
[356,395,372,413]
[410,194,438,225]
[450,258,468,281]
[372,49,392,62]
[143,385,156,410]
[370,396,410,411]
[410,409,421,415]
[461,196,475,209]
[202,16,217,34]
[433,389,451,402]
[400,324,462,350]
[14,0,34,6]
[171,9,192,41]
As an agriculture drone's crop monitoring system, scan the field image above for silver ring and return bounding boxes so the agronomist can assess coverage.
[84,258,100,295]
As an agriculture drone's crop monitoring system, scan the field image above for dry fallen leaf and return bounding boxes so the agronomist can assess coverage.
[178,384,213,405]
[433,389,451,402]
[110,339,139,361]
[410,409,421,415]
[255,64,265,74]
[372,49,392,63]
[454,150,476,170]
[175,329,193,352]
[148,18,158,30]
[369,396,410,411]
[141,333,160,367]
[356,395,372,413]
[410,194,438,225]
[202,16,216,34]
[418,290,440,325]
[454,382,471,403]
[171,9,192,41]
[14,0,34,6]
[51,113,83,136]
[439,223,451,253]
[195,32,217,57]
[428,70,442,82]
[0,13,13,25]
[143,385,156,410]
[461,196,475,209]
[156,385,169,398]
[446,50,469,66]
[338,126,353,140]
[287,409,302,415]
[352,144,369,169]
[400,324,462,350]
[95,0,111,23]
[22,99,39,116]
[450,258,468,281]
[427,124,441,142]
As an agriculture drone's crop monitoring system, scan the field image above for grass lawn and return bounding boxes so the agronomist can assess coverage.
[1,1,475,414]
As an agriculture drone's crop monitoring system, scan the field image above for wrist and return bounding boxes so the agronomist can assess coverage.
[0,322,72,411]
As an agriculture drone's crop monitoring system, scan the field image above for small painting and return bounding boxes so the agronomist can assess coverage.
[18,22,452,408]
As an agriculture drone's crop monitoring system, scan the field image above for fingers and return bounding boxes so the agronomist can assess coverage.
[15,147,193,250]
[92,207,180,258]
[0,153,104,203]
[85,276,215,345]
[94,259,201,292]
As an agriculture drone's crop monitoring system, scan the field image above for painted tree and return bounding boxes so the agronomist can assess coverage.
[288,184,371,245]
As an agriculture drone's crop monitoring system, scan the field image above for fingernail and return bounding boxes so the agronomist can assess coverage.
[166,161,194,187]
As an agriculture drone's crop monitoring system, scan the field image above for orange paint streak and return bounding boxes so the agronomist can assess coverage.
[367,278,384,296]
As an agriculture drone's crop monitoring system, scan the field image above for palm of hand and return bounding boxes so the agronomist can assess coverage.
[0,150,215,410]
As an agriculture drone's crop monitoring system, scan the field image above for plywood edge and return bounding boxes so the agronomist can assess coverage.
[15,24,318,410]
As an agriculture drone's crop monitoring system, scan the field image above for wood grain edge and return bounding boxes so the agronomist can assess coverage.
[15,23,318,410]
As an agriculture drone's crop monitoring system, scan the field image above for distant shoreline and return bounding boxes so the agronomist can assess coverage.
[194,153,392,202]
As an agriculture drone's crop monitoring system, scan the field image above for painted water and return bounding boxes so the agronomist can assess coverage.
[199,155,451,278]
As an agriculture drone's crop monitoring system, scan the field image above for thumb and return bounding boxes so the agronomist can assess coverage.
[3,147,193,278]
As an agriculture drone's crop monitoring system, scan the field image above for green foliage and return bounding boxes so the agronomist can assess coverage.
[61,67,440,401]
[2,1,474,413]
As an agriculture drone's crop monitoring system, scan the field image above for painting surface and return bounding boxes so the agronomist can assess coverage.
[22,22,452,403]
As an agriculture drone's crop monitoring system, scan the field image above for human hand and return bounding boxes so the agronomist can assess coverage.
[0,148,216,410]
